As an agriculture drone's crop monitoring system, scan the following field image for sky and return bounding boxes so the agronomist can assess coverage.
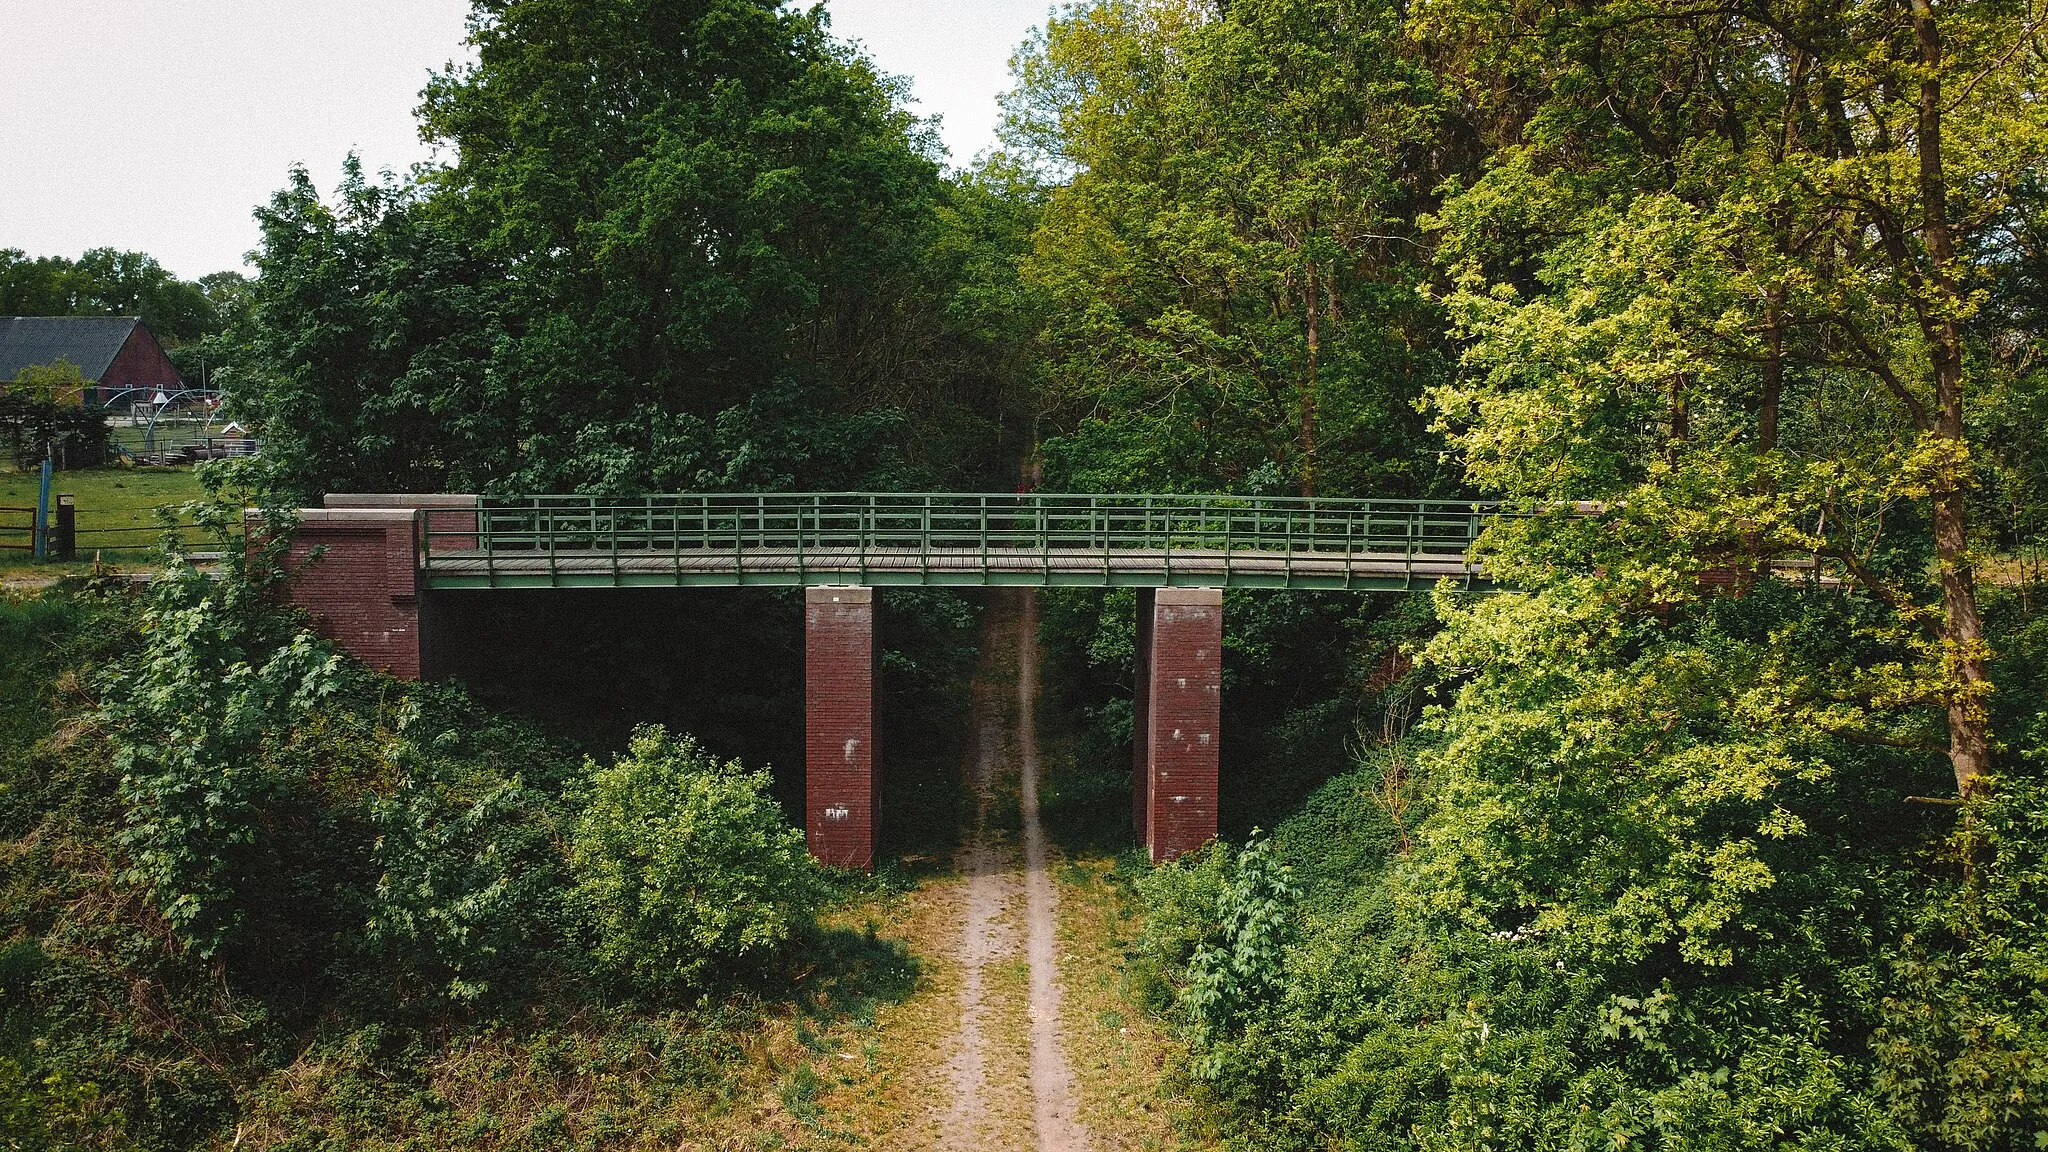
[0,0,1049,281]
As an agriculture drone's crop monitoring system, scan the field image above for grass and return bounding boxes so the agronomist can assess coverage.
[0,466,205,575]
[1057,853,1214,1150]
[1,584,943,1151]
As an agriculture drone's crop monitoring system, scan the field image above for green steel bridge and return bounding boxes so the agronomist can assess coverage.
[410,492,1504,592]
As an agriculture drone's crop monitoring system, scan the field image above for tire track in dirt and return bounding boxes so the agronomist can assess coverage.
[805,588,1098,1150]
[1015,589,1091,1152]
[939,682,1023,1146]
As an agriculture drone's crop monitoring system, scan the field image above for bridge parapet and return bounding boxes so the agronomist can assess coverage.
[416,492,1501,591]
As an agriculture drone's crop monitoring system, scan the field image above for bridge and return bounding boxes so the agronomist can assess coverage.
[282,493,1500,868]
[412,492,1494,590]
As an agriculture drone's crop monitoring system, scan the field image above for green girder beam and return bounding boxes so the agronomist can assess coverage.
[415,492,1503,592]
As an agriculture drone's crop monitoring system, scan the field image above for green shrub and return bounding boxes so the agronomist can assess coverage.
[1874,767,2048,1151]
[1130,840,1231,1014]
[1179,835,1300,1079]
[99,509,341,959]
[570,727,821,992]
[359,703,569,1008]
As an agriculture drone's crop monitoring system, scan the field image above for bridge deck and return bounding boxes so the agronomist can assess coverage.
[419,545,1484,590]
[404,492,1502,591]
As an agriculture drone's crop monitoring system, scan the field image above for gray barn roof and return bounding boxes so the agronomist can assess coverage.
[0,316,145,383]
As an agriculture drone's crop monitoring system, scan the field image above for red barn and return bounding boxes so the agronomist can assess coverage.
[0,316,183,407]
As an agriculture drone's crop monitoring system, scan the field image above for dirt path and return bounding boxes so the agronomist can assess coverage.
[939,646,1028,1146]
[1015,590,1091,1151]
[806,588,1203,1150]
[942,588,1089,1150]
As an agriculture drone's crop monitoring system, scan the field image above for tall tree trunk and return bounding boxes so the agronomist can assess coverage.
[1666,373,1690,465]
[1300,260,1320,498]
[1911,0,1992,796]
[1743,301,1785,578]
[1758,296,1783,454]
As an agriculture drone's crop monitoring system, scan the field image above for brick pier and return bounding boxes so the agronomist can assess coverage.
[805,587,880,869]
[1136,588,1223,862]
[1134,588,1155,845]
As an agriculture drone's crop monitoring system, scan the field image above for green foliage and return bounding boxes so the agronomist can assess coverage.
[1177,836,1299,1077]
[0,362,111,470]
[231,160,509,497]
[232,0,1036,499]
[0,1047,100,1152]
[1008,0,1454,497]
[1418,0,2048,795]
[570,726,823,993]
[1875,769,2048,1151]
[359,704,568,1008]
[1092,0,2048,1141]
[98,505,341,957]
[1129,840,1232,1013]
[1130,582,2048,1148]
[0,584,271,1149]
[0,247,225,344]
[1,576,880,1146]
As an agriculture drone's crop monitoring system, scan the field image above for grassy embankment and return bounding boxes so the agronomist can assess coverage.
[0,466,204,581]
[0,581,957,1150]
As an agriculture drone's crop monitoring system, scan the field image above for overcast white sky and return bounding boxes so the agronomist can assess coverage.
[0,1,1049,280]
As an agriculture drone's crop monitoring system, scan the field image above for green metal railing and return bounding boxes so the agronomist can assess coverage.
[416,493,1504,590]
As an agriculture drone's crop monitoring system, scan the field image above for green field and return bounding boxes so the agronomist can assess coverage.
[0,466,207,571]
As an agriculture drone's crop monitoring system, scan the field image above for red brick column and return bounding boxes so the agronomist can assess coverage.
[1133,587,1155,844]
[1141,587,1222,862]
[286,508,426,679]
[806,587,880,870]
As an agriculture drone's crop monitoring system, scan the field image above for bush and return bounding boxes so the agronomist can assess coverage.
[1131,841,1232,1014]
[358,702,569,1009]
[1178,835,1300,1079]
[98,510,341,959]
[570,727,822,992]
[1874,767,2048,1150]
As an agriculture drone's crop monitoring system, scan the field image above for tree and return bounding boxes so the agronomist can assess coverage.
[0,247,223,343]
[414,0,954,493]
[1421,0,2048,794]
[235,0,1033,497]
[1006,0,1455,496]
[234,160,511,497]
[0,363,110,469]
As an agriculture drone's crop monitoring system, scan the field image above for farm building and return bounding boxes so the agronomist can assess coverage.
[0,316,183,406]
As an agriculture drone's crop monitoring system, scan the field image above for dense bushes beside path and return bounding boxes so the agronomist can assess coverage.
[0,524,903,1149]
[1130,581,2048,1151]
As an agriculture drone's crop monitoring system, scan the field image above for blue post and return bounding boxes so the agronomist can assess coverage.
[34,455,52,560]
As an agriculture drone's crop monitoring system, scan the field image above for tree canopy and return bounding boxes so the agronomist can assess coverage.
[1006,0,1456,495]
[232,0,1035,499]
[0,247,232,344]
